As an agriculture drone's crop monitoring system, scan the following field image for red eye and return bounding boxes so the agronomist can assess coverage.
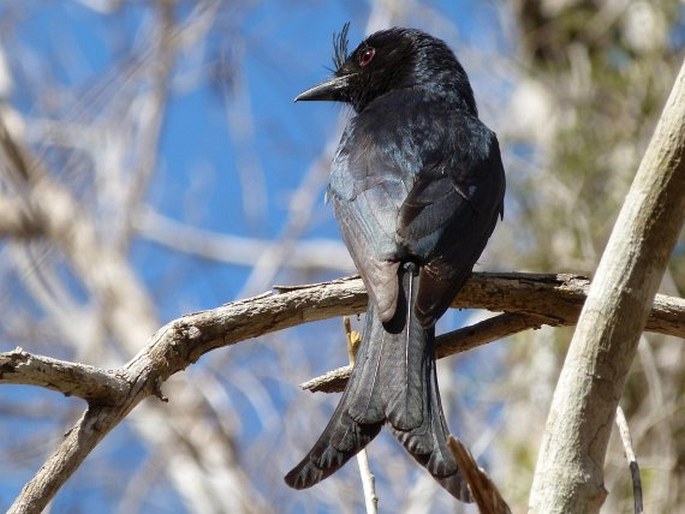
[359,47,375,67]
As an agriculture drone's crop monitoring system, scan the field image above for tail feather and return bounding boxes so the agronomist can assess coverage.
[345,303,389,425]
[381,267,427,431]
[285,415,381,489]
[285,267,471,502]
[389,336,472,501]
[284,306,385,489]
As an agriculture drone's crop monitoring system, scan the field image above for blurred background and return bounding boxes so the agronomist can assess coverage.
[0,0,684,512]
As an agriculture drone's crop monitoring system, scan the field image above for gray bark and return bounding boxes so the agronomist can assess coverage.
[529,58,685,513]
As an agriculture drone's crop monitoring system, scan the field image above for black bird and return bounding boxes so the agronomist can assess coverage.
[285,25,505,501]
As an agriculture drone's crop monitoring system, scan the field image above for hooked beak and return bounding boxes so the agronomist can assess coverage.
[294,74,351,102]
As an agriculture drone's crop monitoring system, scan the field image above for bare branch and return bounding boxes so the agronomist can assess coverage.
[6,270,683,512]
[0,347,128,404]
[301,275,685,394]
[0,196,42,238]
[134,206,352,271]
[6,277,363,513]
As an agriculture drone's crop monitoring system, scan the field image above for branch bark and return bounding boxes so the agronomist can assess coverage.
[529,57,685,513]
[0,348,128,403]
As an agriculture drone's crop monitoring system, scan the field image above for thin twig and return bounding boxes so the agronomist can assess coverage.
[355,449,378,514]
[615,406,644,514]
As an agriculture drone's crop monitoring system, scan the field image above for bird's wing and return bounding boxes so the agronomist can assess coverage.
[398,116,506,325]
[329,101,505,326]
[329,114,411,322]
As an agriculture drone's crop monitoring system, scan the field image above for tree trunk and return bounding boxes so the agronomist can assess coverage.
[529,58,685,513]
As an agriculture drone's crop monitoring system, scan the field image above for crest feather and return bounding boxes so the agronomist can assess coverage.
[332,22,350,71]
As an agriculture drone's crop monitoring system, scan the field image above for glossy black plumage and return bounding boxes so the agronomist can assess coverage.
[285,25,505,501]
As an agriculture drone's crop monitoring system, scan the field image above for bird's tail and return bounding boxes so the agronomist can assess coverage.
[284,266,472,502]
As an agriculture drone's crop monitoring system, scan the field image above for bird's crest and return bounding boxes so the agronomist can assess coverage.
[332,22,350,71]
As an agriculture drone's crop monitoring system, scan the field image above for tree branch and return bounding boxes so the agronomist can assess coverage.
[5,271,684,512]
[133,205,352,271]
[301,275,685,394]
[0,348,128,404]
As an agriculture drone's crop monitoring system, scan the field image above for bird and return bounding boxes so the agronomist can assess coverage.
[284,24,506,501]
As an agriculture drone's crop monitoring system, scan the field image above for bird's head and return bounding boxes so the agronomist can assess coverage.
[295,24,477,115]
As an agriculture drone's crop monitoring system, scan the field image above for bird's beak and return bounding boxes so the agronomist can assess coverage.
[294,74,351,102]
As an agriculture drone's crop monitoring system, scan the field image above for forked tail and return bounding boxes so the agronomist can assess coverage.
[285,265,471,501]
